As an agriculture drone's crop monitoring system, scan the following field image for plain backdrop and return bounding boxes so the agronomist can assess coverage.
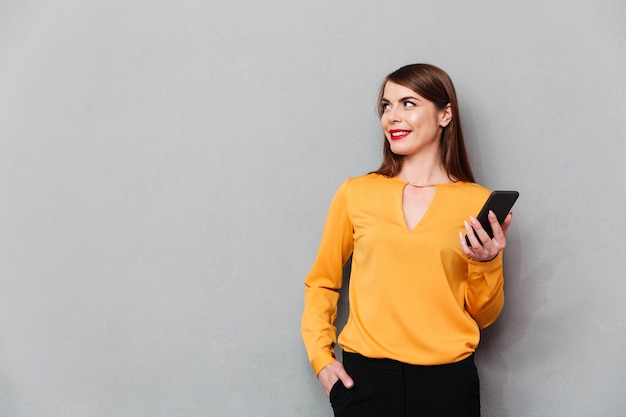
[1,1,625,416]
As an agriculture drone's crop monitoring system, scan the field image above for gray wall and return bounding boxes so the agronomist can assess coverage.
[1,1,624,416]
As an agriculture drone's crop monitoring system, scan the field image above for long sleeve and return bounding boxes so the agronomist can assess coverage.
[465,252,505,328]
[301,181,354,375]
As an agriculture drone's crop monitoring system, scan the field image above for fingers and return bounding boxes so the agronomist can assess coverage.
[337,367,354,390]
[460,220,493,261]
[500,212,513,236]
[463,218,482,248]
[328,361,354,389]
[460,211,509,262]
[318,361,354,397]
[490,211,513,242]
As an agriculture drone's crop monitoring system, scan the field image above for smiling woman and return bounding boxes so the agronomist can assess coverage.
[380,81,453,180]
[301,63,513,417]
[375,64,474,184]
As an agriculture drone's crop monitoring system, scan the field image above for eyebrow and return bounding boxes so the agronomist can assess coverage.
[381,96,422,102]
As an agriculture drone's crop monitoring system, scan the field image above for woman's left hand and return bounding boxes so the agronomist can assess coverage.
[459,211,513,262]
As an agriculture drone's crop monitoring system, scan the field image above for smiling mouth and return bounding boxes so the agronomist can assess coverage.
[390,130,411,140]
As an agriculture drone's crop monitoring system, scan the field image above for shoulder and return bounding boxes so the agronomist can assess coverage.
[447,181,493,210]
[340,173,397,194]
[454,181,492,196]
[334,173,398,206]
[345,172,394,187]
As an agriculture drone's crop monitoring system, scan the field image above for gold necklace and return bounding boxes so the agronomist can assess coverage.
[407,182,436,188]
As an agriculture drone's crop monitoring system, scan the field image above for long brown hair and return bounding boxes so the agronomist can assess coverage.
[373,63,475,183]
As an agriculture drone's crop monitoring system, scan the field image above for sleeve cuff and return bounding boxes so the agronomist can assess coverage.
[311,351,337,376]
[467,251,502,275]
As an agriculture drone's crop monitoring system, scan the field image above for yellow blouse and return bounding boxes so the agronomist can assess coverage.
[301,173,505,375]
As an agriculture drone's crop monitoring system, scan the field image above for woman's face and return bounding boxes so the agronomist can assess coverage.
[380,81,451,158]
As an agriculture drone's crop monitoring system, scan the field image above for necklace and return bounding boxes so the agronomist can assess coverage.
[407,182,437,188]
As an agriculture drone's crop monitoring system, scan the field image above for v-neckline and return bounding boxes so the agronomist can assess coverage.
[401,183,438,232]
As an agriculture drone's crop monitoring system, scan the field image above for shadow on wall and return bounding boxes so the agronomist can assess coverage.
[334,257,352,361]
[476,230,563,415]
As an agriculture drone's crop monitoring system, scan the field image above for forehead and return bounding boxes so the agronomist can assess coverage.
[382,81,426,101]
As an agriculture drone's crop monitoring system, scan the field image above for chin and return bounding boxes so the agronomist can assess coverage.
[389,144,412,156]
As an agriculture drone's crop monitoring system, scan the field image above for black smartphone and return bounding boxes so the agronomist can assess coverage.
[465,190,519,246]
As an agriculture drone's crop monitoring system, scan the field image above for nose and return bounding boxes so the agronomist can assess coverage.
[386,106,401,124]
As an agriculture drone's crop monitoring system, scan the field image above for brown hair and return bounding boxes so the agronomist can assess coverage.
[373,63,475,183]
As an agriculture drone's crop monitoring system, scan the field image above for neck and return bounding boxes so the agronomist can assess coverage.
[397,154,450,186]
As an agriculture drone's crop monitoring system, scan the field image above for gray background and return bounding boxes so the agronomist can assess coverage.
[1,0,625,416]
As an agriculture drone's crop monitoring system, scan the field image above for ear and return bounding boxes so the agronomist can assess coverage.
[439,104,453,127]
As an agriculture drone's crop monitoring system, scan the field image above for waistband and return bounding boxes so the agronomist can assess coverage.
[342,351,475,374]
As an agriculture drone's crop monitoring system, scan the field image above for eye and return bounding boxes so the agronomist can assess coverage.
[380,102,391,113]
[403,100,416,108]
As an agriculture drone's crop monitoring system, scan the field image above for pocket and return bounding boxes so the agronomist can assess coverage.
[329,379,348,403]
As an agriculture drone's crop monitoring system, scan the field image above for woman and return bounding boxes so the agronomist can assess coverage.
[301,63,512,417]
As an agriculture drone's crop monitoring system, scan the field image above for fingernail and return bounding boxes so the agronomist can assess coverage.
[469,216,477,225]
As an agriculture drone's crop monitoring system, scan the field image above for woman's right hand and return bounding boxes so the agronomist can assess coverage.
[317,360,354,397]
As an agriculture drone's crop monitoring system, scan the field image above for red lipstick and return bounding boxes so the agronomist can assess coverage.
[389,129,411,140]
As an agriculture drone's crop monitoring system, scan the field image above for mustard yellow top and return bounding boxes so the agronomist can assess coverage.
[301,173,505,375]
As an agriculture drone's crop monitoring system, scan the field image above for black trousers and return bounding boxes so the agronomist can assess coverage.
[330,351,480,417]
